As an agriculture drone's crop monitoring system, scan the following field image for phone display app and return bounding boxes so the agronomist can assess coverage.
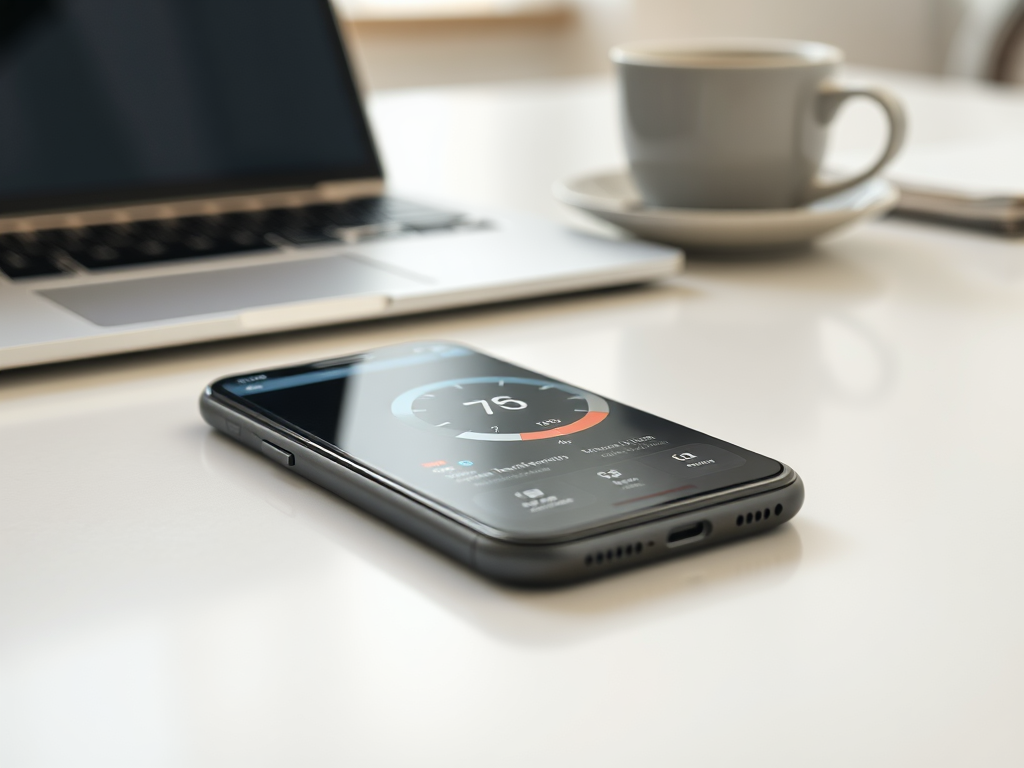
[223,344,781,538]
[391,377,608,441]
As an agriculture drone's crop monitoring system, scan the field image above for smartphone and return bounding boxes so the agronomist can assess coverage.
[200,341,803,585]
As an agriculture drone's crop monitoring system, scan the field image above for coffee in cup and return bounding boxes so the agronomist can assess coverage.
[611,38,905,209]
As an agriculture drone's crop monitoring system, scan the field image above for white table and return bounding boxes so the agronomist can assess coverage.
[3,71,1024,767]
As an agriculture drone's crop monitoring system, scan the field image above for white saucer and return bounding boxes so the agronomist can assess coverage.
[553,170,900,251]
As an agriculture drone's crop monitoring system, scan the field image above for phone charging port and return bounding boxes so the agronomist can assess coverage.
[667,521,707,546]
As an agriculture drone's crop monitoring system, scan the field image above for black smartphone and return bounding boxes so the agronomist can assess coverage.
[200,341,803,585]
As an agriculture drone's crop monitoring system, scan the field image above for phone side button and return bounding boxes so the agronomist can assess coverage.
[261,440,295,467]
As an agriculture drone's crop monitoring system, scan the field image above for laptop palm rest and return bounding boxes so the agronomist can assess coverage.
[38,256,429,327]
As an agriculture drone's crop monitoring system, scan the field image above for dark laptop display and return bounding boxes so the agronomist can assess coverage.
[0,0,381,214]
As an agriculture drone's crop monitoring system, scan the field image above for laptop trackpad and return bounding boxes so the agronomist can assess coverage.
[38,256,430,327]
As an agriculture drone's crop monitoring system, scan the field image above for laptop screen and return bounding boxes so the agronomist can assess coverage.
[0,0,381,214]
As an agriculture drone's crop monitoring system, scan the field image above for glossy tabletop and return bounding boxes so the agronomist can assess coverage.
[3,70,1024,767]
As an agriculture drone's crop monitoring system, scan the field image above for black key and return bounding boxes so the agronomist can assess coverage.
[320,199,391,227]
[301,204,343,225]
[91,225,136,249]
[225,217,276,243]
[0,248,64,278]
[36,228,99,266]
[136,239,172,258]
[60,240,108,268]
[225,228,265,247]
[264,207,303,226]
[318,205,366,228]
[178,215,231,236]
[83,244,122,266]
[206,236,272,256]
[276,226,338,245]
[182,233,218,253]
[262,202,385,240]
[222,211,269,231]
[139,219,185,238]
[135,222,191,252]
[68,238,161,268]
[2,233,65,261]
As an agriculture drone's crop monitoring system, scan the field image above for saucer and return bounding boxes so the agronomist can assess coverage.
[553,170,900,251]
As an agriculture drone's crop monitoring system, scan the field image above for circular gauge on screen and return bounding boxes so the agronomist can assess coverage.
[391,376,609,441]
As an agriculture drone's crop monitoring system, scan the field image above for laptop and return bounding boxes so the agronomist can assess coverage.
[0,0,681,371]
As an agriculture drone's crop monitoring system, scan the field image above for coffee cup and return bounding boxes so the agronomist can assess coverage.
[611,38,906,210]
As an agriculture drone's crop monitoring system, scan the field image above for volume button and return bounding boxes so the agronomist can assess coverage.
[261,440,295,467]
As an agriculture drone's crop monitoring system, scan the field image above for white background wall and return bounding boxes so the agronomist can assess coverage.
[342,0,965,90]
[628,0,941,72]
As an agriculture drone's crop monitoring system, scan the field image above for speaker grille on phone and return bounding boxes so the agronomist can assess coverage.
[584,540,655,566]
[735,503,784,527]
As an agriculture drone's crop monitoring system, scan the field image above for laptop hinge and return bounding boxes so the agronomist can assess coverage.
[0,178,386,234]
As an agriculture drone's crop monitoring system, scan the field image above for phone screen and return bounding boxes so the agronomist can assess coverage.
[214,343,782,539]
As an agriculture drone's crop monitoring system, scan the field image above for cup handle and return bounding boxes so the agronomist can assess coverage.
[809,82,907,201]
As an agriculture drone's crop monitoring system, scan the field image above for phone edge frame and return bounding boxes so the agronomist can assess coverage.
[200,390,804,586]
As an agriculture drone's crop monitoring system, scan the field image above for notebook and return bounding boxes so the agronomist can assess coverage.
[887,137,1024,232]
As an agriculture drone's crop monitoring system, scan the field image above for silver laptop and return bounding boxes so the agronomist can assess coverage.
[0,0,681,371]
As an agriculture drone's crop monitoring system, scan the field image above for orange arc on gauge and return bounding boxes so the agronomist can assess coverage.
[520,409,608,440]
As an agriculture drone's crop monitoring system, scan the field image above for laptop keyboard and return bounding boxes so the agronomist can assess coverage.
[0,197,469,279]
